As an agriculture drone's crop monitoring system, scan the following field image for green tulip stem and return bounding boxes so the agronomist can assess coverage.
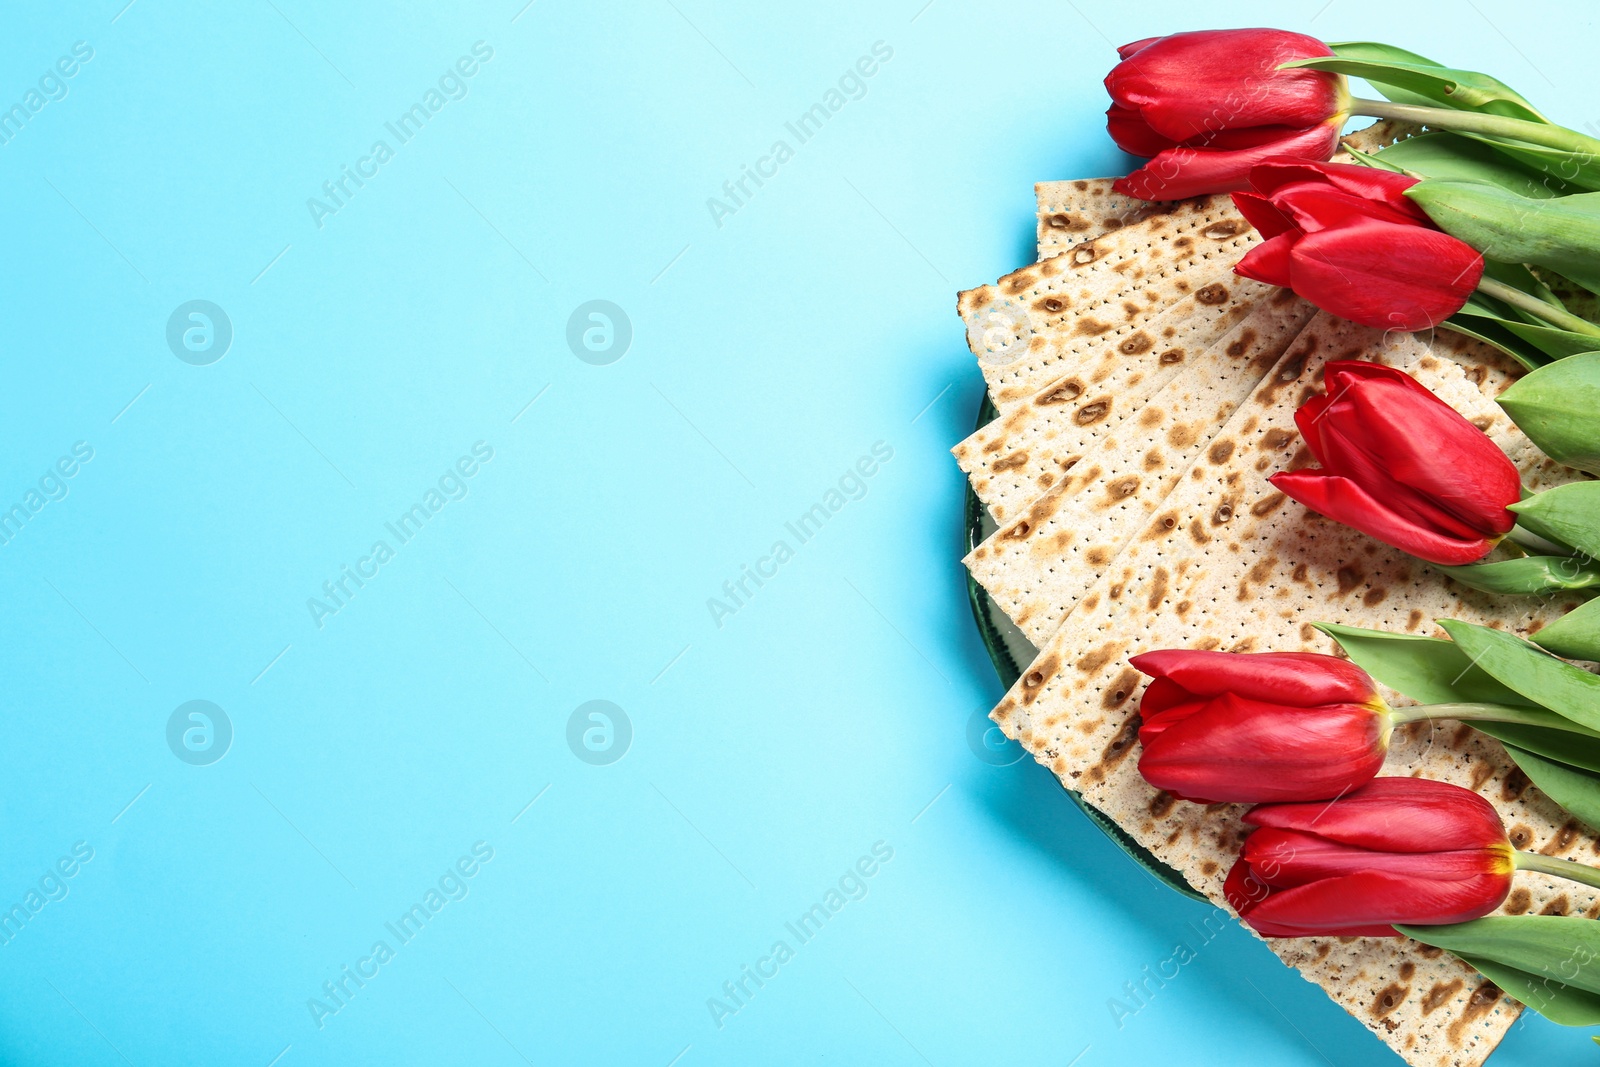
[1475,277,1600,338]
[1506,523,1571,557]
[1395,701,1600,737]
[1514,850,1600,892]
[1349,97,1600,159]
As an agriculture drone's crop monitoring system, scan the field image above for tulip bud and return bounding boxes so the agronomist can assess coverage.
[1269,361,1521,566]
[1133,649,1390,804]
[1225,778,1515,938]
[1105,29,1349,200]
[1231,162,1484,330]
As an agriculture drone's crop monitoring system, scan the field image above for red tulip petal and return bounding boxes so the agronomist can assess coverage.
[1235,233,1297,288]
[1116,36,1162,61]
[1286,220,1484,330]
[1129,648,1377,704]
[1136,702,1209,745]
[1226,858,1393,937]
[1332,377,1522,535]
[1240,914,1402,938]
[1249,160,1424,220]
[1322,359,1437,398]
[1107,103,1179,157]
[1232,192,1296,240]
[1310,400,1503,542]
[1135,679,1208,743]
[1240,827,1505,888]
[1269,469,1496,565]
[1137,693,1385,803]
[1138,676,1195,715]
[1193,125,1341,151]
[1113,125,1341,200]
[1291,393,1331,464]
[1106,29,1339,142]
[1245,777,1509,853]
[1312,361,1484,486]
[1271,183,1431,233]
[1239,869,1509,936]
[1225,855,1271,913]
[1307,358,1519,536]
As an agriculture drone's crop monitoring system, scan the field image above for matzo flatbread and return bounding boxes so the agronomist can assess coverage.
[962,319,1538,643]
[1036,179,1175,256]
[1028,120,1420,261]
[961,199,1261,409]
[956,282,1303,523]
[964,296,1318,642]
[1031,120,1420,264]
[953,124,1423,519]
[990,318,1587,1067]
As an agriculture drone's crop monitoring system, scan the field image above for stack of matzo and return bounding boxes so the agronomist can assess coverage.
[956,123,1599,1067]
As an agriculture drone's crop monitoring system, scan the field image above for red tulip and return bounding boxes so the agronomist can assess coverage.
[1270,360,1522,566]
[1106,29,1348,200]
[1231,161,1485,330]
[1224,778,1514,938]
[1133,649,1390,804]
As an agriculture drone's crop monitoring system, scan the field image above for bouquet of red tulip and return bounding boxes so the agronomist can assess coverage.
[1259,357,1600,658]
[1229,778,1600,1026]
[1097,25,1600,1039]
[1103,29,1600,646]
[1106,30,1600,450]
[956,22,1600,1060]
[1131,637,1600,1024]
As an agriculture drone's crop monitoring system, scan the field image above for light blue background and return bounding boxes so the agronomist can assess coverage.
[2,1,1594,1064]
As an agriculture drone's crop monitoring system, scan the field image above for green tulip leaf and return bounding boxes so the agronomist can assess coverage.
[1533,596,1600,663]
[1371,131,1574,198]
[1314,623,1536,706]
[1455,952,1600,1026]
[1454,132,1600,193]
[1472,723,1600,775]
[1498,354,1600,476]
[1398,917,1600,1011]
[1341,144,1406,173]
[1319,623,1600,826]
[1497,321,1600,361]
[1452,306,1597,366]
[1498,744,1600,829]
[1297,46,1549,123]
[1408,181,1600,296]
[1328,40,1446,71]
[1437,620,1600,733]
[1448,269,1599,365]
[1436,556,1600,595]
[1442,313,1550,371]
[1509,483,1600,560]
